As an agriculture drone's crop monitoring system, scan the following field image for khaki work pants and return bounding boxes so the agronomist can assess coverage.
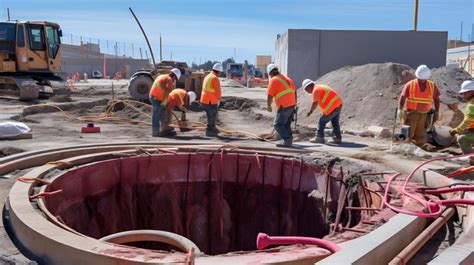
[404,111,428,146]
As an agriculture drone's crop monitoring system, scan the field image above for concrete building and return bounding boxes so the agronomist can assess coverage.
[274,29,448,86]
[61,43,150,78]
[255,55,272,74]
[447,44,474,77]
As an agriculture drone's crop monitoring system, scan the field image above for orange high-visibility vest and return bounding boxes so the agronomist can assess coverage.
[313,85,342,115]
[406,80,434,113]
[167,88,187,109]
[149,74,173,101]
[271,75,296,108]
[200,72,221,104]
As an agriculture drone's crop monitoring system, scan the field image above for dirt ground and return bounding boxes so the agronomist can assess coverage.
[0,77,470,263]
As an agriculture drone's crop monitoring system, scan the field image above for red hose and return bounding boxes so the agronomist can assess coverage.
[256,233,340,253]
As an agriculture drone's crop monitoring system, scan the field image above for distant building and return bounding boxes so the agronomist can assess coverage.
[255,55,272,74]
[61,43,150,78]
[447,44,474,77]
[275,29,448,86]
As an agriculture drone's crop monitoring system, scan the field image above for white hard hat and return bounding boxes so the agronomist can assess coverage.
[212,63,223,72]
[267,63,278,74]
[301,79,314,90]
[459,80,474,94]
[171,68,181,80]
[187,91,197,103]
[415,65,431,80]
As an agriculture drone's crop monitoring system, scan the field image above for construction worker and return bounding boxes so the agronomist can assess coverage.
[201,63,223,137]
[301,79,343,144]
[398,65,440,146]
[266,63,296,147]
[449,80,474,164]
[159,88,197,133]
[149,68,181,137]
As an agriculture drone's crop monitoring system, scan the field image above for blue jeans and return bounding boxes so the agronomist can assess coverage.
[274,106,295,141]
[202,103,218,130]
[317,106,342,139]
[150,96,165,129]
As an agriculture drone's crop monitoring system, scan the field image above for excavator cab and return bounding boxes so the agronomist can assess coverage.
[0,21,67,100]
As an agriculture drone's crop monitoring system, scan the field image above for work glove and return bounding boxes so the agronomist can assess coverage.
[179,106,187,113]
[306,111,312,117]
[449,129,458,136]
[160,98,168,107]
[267,105,272,113]
[397,109,404,122]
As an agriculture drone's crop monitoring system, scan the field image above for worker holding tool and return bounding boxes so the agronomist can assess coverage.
[398,65,440,147]
[201,63,223,137]
[266,63,296,147]
[149,68,181,137]
[301,79,343,144]
[162,88,197,131]
[450,80,474,164]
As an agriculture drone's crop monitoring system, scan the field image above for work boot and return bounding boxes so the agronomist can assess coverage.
[310,137,325,144]
[276,139,292,148]
[332,137,342,144]
[157,129,177,137]
[206,130,218,137]
[152,127,160,137]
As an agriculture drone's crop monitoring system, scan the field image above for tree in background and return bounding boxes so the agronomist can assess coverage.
[191,57,235,71]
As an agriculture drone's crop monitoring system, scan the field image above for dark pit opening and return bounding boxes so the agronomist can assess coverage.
[43,153,341,255]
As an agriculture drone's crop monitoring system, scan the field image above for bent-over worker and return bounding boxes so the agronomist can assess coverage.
[160,89,197,133]
[450,80,474,165]
[201,63,223,137]
[302,79,343,144]
[266,63,296,147]
[398,65,440,146]
[149,68,181,137]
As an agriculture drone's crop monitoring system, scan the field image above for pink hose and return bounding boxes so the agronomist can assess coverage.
[383,153,474,218]
[256,233,340,253]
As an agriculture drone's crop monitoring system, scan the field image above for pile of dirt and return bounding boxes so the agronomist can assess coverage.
[296,63,472,131]
[0,147,25,157]
[220,96,259,111]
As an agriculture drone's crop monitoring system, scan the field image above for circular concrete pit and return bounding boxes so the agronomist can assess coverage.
[6,148,349,264]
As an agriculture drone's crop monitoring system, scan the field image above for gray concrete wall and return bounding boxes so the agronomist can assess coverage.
[61,44,150,78]
[275,29,448,87]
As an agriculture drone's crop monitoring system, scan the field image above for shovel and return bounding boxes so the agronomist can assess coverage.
[171,111,192,132]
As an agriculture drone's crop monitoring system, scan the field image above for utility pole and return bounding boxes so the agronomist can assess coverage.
[70,33,73,45]
[123,42,126,57]
[413,0,419,31]
[132,43,134,58]
[7,8,10,21]
[461,21,464,42]
[139,47,143,60]
[170,50,173,61]
[160,33,163,62]
[234,48,237,61]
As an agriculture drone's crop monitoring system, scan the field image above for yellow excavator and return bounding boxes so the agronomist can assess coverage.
[0,21,68,100]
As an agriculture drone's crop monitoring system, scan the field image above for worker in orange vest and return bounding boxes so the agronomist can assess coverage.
[201,63,223,137]
[266,63,297,147]
[398,65,440,146]
[302,79,343,144]
[149,68,181,137]
[163,88,197,130]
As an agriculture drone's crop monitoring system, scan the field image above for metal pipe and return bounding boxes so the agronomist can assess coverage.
[413,0,419,31]
[389,207,455,265]
[129,7,157,69]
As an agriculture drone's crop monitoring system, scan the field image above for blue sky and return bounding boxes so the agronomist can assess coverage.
[1,0,472,65]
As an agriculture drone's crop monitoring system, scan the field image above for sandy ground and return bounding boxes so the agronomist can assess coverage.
[0,78,469,263]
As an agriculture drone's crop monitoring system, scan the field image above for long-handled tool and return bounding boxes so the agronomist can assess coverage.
[171,111,192,132]
[390,107,398,148]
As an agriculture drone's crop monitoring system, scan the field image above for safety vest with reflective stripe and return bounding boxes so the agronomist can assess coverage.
[406,80,434,113]
[455,101,474,131]
[271,75,296,108]
[314,85,342,115]
[149,74,172,101]
[167,88,187,109]
[200,72,221,104]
